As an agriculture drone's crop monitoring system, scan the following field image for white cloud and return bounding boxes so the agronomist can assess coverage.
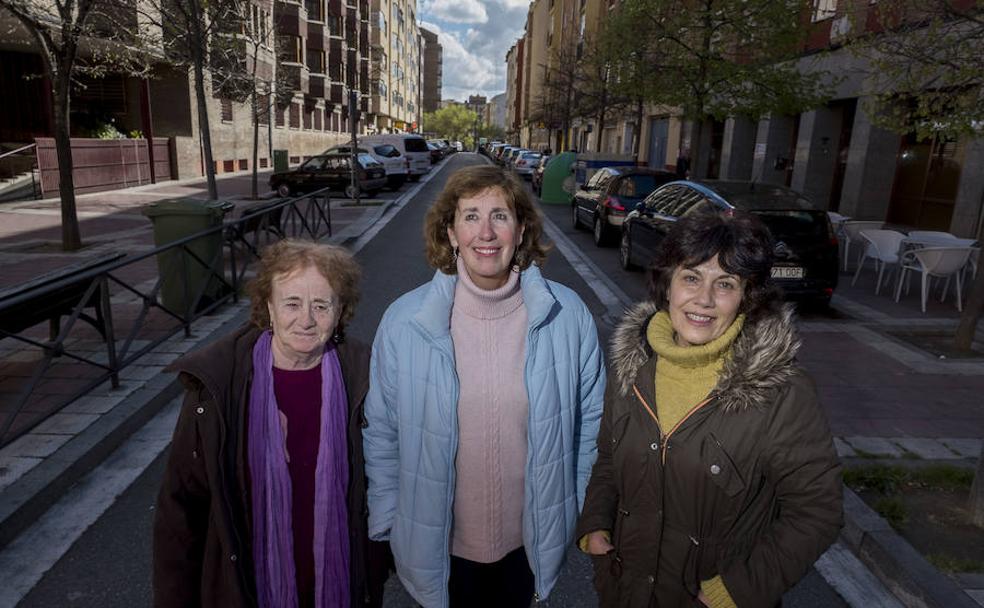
[426,0,488,24]
[418,1,529,102]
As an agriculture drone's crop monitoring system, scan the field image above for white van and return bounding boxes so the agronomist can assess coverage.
[360,134,431,181]
[324,142,409,189]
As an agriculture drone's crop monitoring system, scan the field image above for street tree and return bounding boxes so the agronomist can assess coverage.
[850,0,984,526]
[852,0,984,354]
[528,42,579,152]
[604,0,835,177]
[137,0,252,200]
[422,104,478,146]
[0,0,144,250]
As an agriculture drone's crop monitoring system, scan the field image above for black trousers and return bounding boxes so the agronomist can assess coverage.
[448,546,535,608]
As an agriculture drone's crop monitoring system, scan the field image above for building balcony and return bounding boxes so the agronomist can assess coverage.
[371,94,387,115]
[280,62,310,95]
[329,82,345,104]
[275,1,306,36]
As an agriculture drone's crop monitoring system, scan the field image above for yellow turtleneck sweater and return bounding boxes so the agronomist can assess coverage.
[647,310,744,608]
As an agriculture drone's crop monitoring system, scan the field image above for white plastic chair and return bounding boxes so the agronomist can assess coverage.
[841,221,884,271]
[851,229,906,294]
[894,247,974,312]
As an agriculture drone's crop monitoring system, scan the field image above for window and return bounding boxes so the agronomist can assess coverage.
[258,94,270,125]
[280,35,303,62]
[811,0,836,21]
[378,11,386,34]
[303,108,312,129]
[307,49,325,73]
[220,98,233,121]
[289,102,300,128]
[276,107,285,127]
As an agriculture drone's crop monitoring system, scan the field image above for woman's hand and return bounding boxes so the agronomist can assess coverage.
[696,590,710,606]
[584,530,614,555]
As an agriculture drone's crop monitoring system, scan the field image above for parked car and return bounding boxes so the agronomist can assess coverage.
[531,155,551,195]
[360,133,431,181]
[495,145,515,164]
[269,152,387,199]
[428,139,450,158]
[513,152,542,179]
[323,143,409,189]
[505,148,528,169]
[618,180,839,305]
[571,167,677,246]
[453,140,463,152]
[426,141,443,164]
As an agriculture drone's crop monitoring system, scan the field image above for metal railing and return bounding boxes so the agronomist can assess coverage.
[0,190,332,447]
[0,143,40,200]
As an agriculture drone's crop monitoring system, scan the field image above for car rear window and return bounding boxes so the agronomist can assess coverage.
[403,137,429,152]
[754,210,828,240]
[374,144,400,157]
[616,175,661,197]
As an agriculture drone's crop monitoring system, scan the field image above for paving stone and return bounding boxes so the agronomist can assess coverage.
[87,380,141,399]
[61,395,123,415]
[966,590,984,607]
[940,438,983,458]
[892,437,961,459]
[31,413,99,435]
[0,455,42,493]
[843,436,903,457]
[0,433,71,458]
[834,437,856,458]
[119,365,166,382]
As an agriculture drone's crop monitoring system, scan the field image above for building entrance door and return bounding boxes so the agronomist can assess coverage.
[887,134,965,231]
[647,117,668,170]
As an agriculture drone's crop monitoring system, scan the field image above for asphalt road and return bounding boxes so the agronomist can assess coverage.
[16,152,848,608]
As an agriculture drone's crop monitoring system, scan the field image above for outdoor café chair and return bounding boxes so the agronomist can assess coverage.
[841,220,884,271]
[894,246,975,312]
[852,229,906,295]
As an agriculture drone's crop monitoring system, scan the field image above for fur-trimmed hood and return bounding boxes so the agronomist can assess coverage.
[609,300,801,412]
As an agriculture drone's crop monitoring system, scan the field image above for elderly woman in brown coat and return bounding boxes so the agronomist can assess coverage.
[153,239,387,608]
[577,212,842,607]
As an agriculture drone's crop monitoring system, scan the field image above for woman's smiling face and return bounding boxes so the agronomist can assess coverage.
[667,254,745,347]
[447,186,525,290]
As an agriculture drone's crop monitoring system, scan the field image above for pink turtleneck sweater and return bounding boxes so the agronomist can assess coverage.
[449,259,529,563]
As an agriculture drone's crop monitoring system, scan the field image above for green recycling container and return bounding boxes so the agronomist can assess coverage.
[143,199,234,315]
[540,151,577,205]
[273,149,289,173]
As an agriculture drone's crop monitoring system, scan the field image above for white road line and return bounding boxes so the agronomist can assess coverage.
[539,213,633,327]
[0,398,180,607]
[814,542,903,608]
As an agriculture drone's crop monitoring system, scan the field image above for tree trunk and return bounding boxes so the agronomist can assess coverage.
[633,97,644,163]
[51,72,82,251]
[595,82,608,153]
[191,47,218,200]
[251,91,259,200]
[954,264,984,351]
[971,443,984,527]
[689,119,705,180]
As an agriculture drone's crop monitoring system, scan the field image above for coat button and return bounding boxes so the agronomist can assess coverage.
[647,574,655,584]
[650,442,658,451]
[710,464,721,475]
[192,450,198,459]
[230,554,237,562]
[196,406,205,415]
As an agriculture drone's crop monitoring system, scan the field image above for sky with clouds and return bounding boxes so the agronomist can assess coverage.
[417,0,531,103]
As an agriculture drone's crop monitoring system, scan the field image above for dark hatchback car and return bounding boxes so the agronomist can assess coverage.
[269,153,387,198]
[572,167,677,246]
[619,180,839,305]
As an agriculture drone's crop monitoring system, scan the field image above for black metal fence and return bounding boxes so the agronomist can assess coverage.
[0,190,332,447]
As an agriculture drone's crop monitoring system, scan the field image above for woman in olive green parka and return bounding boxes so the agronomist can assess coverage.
[577,212,842,608]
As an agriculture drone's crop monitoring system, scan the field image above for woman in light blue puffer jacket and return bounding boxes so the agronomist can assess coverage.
[363,166,605,608]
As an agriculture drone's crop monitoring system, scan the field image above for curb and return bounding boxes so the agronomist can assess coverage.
[841,485,979,608]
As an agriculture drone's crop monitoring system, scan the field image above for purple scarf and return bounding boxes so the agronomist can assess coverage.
[248,331,350,608]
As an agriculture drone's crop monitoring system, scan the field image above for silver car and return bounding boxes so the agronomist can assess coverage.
[514,152,542,178]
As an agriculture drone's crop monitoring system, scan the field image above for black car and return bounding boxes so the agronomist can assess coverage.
[618,180,839,305]
[572,167,677,246]
[269,153,387,198]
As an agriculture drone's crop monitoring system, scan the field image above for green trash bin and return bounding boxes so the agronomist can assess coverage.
[540,151,577,205]
[143,199,234,315]
[273,149,289,173]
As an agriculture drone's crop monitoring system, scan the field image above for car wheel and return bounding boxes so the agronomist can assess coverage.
[276,183,292,198]
[593,216,611,247]
[344,184,359,199]
[408,174,421,182]
[571,204,581,230]
[619,229,637,271]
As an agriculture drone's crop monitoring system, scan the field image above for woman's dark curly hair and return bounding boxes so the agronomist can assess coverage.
[423,165,549,273]
[648,211,783,322]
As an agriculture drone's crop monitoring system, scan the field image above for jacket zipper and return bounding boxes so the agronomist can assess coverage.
[524,325,543,602]
[443,341,461,608]
[631,385,711,465]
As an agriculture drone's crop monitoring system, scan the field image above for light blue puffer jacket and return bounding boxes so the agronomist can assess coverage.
[363,266,605,608]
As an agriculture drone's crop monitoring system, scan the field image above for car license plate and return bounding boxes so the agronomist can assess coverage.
[771,266,804,279]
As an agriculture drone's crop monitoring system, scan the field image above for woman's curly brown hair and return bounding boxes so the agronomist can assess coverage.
[246,239,361,338]
[423,165,549,274]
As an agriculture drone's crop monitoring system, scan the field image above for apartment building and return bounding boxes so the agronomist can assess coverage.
[368,0,421,133]
[420,26,442,113]
[0,0,423,186]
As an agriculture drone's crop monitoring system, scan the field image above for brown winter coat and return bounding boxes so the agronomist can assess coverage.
[152,325,388,608]
[576,302,842,608]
